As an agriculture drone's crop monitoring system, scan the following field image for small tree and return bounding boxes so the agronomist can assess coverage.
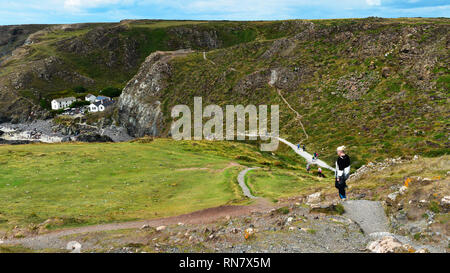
[69,100,90,108]
[73,86,87,93]
[100,87,122,98]
[39,99,51,110]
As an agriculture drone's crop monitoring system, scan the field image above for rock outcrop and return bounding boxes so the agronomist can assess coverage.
[117,49,193,137]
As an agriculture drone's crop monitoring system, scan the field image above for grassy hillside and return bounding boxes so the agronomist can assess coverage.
[0,20,284,106]
[0,18,448,164]
[0,139,325,232]
[151,18,449,166]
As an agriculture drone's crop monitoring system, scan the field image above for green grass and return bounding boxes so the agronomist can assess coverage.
[0,139,249,230]
[245,168,333,201]
[0,138,321,231]
[0,245,36,253]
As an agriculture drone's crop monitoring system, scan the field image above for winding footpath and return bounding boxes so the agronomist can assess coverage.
[278,137,335,171]
[241,133,335,172]
[237,168,259,199]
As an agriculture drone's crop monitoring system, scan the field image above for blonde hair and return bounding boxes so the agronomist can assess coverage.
[337,146,346,152]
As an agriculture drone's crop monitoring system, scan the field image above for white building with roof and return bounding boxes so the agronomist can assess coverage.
[89,100,115,113]
[51,97,76,110]
[85,94,96,103]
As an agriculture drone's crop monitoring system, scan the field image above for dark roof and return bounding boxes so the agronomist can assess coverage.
[96,96,111,101]
[91,100,115,107]
[102,100,115,107]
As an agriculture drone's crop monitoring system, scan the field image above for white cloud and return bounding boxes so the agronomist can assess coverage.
[63,0,135,11]
[366,0,381,6]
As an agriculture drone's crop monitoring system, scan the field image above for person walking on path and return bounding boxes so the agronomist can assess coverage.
[317,167,325,178]
[302,144,306,151]
[335,146,350,200]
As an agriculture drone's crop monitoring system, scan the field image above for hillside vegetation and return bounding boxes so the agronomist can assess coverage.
[0,18,448,165]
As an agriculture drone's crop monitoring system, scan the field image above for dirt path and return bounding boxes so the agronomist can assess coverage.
[342,200,389,235]
[237,168,259,199]
[268,71,308,141]
[203,51,216,65]
[241,133,335,171]
[3,198,273,250]
[278,137,335,171]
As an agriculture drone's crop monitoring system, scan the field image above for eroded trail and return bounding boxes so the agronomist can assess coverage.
[237,168,259,199]
[342,200,389,235]
[277,137,335,171]
[241,133,335,172]
[3,198,273,250]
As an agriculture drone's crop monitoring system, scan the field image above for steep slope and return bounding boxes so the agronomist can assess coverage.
[117,18,449,165]
[0,24,50,61]
[0,20,269,122]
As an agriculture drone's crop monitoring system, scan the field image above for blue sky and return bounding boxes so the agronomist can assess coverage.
[0,0,448,25]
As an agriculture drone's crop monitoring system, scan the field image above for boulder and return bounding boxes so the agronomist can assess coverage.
[366,236,412,253]
[156,225,166,232]
[66,241,82,253]
[388,192,399,201]
[441,196,450,206]
[306,192,321,204]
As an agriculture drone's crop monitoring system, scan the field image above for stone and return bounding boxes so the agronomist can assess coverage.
[399,186,408,195]
[66,241,82,253]
[366,236,410,253]
[381,67,390,78]
[156,225,166,231]
[388,192,399,201]
[409,226,421,233]
[286,217,293,223]
[141,224,150,229]
[441,196,450,205]
[288,226,295,231]
[306,192,321,204]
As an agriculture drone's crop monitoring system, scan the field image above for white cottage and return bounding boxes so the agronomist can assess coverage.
[89,100,115,113]
[85,94,96,103]
[51,97,76,110]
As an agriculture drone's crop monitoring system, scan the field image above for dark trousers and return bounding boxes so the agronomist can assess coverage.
[335,175,347,198]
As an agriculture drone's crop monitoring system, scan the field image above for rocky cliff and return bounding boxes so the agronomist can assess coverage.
[118,50,193,136]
